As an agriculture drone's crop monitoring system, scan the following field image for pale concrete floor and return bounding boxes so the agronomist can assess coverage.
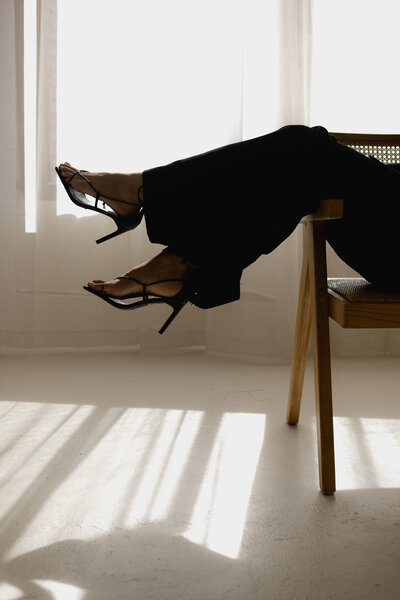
[0,350,399,600]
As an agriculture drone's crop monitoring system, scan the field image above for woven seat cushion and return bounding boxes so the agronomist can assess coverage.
[327,278,400,303]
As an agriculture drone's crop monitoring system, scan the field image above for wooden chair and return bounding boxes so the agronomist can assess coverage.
[287,133,400,495]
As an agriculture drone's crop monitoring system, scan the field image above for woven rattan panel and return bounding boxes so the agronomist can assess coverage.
[327,278,400,303]
[330,133,400,164]
[349,144,400,163]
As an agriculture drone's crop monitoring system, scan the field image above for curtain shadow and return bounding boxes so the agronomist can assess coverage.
[0,400,265,597]
[0,406,127,557]
[0,406,245,599]
[0,405,81,492]
[116,411,223,526]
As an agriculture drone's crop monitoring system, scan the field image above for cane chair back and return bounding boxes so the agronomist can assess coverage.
[332,132,400,164]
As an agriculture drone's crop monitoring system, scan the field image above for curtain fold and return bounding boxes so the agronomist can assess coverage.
[2,0,400,358]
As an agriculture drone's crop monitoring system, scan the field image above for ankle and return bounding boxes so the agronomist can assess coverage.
[161,248,196,270]
[129,173,143,204]
[158,251,189,279]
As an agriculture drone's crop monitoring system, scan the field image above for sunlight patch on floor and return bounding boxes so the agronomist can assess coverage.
[0,582,26,600]
[1,397,266,566]
[184,413,266,559]
[121,409,206,524]
[0,403,95,524]
[333,417,400,490]
[34,580,85,600]
[0,403,208,560]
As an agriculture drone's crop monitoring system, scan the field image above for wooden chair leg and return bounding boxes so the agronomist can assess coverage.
[287,232,311,425]
[306,221,336,495]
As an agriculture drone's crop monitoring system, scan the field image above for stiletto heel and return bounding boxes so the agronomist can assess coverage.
[95,223,133,244]
[55,166,143,243]
[83,275,191,334]
[158,301,186,334]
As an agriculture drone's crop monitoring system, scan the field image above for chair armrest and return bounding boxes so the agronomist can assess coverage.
[302,198,344,222]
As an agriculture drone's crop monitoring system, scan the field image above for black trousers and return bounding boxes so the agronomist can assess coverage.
[142,125,400,308]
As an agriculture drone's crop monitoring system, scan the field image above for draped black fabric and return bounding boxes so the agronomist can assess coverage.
[142,125,400,308]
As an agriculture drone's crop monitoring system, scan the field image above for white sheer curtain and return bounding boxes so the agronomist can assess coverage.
[54,0,313,359]
[2,0,400,358]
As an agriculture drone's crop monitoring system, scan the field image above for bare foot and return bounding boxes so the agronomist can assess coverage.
[58,162,143,219]
[87,250,192,299]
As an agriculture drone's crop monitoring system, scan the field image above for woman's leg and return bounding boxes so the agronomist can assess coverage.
[61,126,400,308]
[323,143,400,288]
[61,125,341,308]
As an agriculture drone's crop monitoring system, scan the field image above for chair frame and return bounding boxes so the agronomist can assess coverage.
[287,132,400,495]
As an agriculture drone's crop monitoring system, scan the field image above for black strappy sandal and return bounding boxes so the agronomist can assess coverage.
[55,167,144,244]
[83,276,190,334]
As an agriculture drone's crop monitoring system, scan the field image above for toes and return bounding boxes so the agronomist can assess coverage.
[59,163,75,177]
[59,164,75,181]
[87,279,105,289]
[59,162,72,171]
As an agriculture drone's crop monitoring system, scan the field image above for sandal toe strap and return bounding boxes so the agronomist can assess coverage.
[117,275,149,302]
[116,275,184,303]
